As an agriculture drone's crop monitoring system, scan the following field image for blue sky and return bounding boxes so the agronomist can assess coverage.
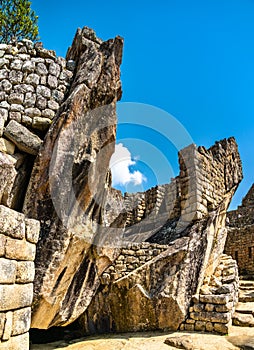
[32,0,254,209]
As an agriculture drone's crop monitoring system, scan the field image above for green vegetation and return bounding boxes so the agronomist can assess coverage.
[0,0,39,43]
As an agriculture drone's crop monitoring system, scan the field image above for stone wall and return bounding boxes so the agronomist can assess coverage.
[181,254,239,334]
[103,138,241,249]
[225,184,254,277]
[0,205,39,349]
[79,137,242,335]
[101,242,169,281]
[0,27,244,344]
[0,39,73,213]
[0,40,73,133]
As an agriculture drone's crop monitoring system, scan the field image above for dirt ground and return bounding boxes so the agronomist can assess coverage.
[30,326,254,350]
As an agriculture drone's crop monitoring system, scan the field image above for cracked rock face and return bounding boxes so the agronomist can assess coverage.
[23,28,123,328]
[1,26,242,334]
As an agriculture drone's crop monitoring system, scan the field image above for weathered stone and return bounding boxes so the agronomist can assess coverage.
[9,70,23,84]
[4,120,42,155]
[35,62,48,75]
[47,99,59,110]
[14,84,34,94]
[225,184,254,277]
[16,261,35,283]
[24,92,36,108]
[25,73,39,86]
[49,62,61,77]
[5,237,36,261]
[23,27,123,330]
[0,234,6,256]
[1,79,12,92]
[213,322,229,334]
[24,107,41,118]
[205,303,215,312]
[193,303,204,312]
[36,85,51,98]
[0,284,33,311]
[232,312,254,327]
[215,302,233,312]
[51,89,64,102]
[9,111,22,123]
[48,74,58,88]
[2,311,13,340]
[0,332,29,350]
[0,58,8,68]
[32,117,52,131]
[10,104,24,113]
[190,311,231,323]
[21,115,32,126]
[227,335,254,350]
[206,322,214,332]
[200,294,230,305]
[0,258,17,283]
[36,96,47,109]
[0,26,243,342]
[41,108,55,119]
[0,69,9,80]
[0,108,8,122]
[10,59,22,70]
[12,307,31,336]
[0,206,25,239]
[164,336,195,349]
[22,60,35,73]
[195,320,206,331]
[25,218,40,244]
[0,138,15,154]
[0,312,5,338]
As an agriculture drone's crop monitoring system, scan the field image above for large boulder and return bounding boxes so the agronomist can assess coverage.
[23,27,123,328]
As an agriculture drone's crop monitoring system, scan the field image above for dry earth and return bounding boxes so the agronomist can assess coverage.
[31,326,254,350]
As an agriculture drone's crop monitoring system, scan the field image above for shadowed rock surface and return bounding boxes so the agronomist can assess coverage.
[0,26,245,347]
[22,27,123,328]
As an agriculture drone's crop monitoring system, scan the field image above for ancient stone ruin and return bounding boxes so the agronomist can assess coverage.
[225,184,254,277]
[0,27,245,349]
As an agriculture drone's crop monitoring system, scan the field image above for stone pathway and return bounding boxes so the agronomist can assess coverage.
[233,280,254,327]
[31,280,254,350]
[31,326,254,350]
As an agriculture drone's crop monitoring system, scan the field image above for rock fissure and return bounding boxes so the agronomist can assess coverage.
[0,26,247,349]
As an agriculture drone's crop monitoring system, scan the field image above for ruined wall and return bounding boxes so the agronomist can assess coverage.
[0,40,73,213]
[225,184,254,276]
[0,40,73,133]
[181,254,238,334]
[0,206,39,349]
[81,138,242,335]
[0,27,244,345]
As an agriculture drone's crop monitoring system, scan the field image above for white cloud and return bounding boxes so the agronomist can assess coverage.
[110,143,147,187]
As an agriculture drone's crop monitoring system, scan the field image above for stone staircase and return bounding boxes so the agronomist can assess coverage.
[233,280,254,327]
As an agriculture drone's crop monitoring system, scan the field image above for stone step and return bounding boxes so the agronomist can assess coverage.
[239,291,254,303]
[232,312,254,327]
[235,302,254,315]
[239,285,254,291]
[240,281,254,288]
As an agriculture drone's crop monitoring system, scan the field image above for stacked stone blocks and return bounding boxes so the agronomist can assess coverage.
[101,242,169,282]
[225,184,254,276]
[181,254,239,334]
[0,205,39,349]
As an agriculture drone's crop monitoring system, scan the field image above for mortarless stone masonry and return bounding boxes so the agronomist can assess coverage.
[181,254,239,334]
[0,27,245,349]
[0,205,39,350]
[225,184,254,277]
